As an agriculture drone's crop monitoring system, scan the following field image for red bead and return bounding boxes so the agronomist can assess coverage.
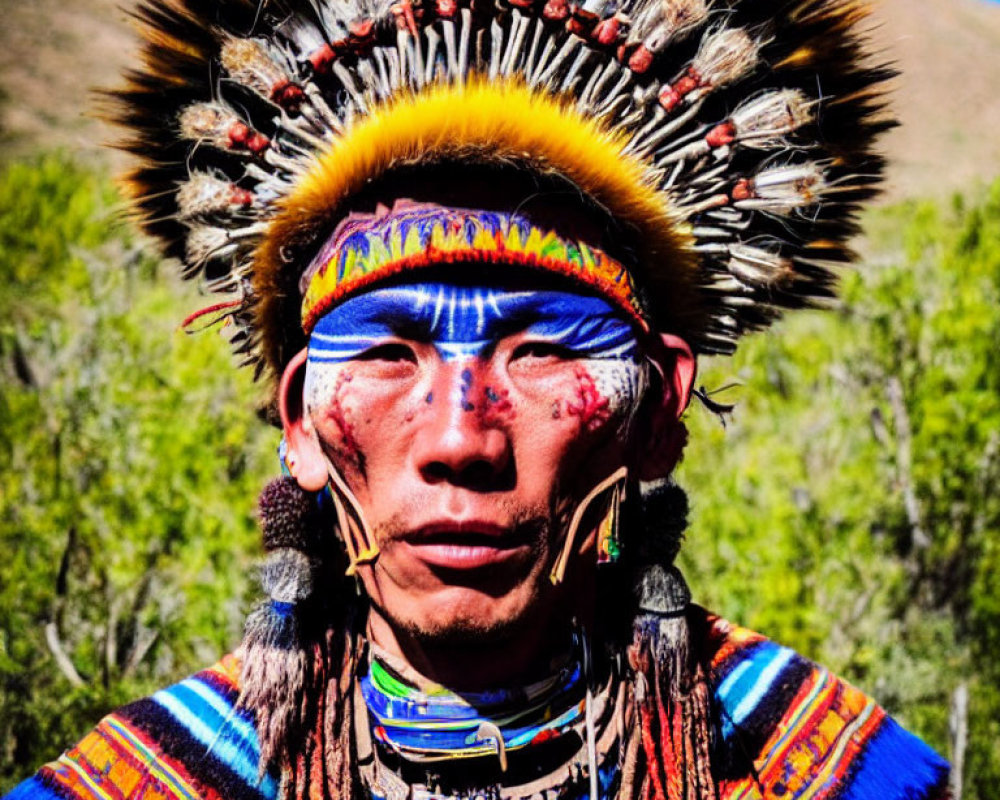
[705,121,736,148]
[227,121,251,147]
[567,6,596,36]
[349,19,375,42]
[308,43,336,73]
[731,179,754,201]
[628,44,653,73]
[675,74,698,95]
[659,84,681,112]
[436,0,458,17]
[542,0,569,22]
[592,17,621,46]
[245,132,271,154]
[228,186,255,206]
[391,2,418,33]
[271,81,305,112]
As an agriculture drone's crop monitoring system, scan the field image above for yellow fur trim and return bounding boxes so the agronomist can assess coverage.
[254,78,703,371]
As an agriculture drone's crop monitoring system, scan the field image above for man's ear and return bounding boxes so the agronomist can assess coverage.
[279,348,329,492]
[637,333,697,482]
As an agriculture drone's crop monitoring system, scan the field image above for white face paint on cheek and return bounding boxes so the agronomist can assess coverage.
[303,361,360,459]
[303,362,334,418]
[599,357,646,434]
[563,356,646,436]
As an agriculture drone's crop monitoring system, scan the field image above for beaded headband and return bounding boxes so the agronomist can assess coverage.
[299,203,648,334]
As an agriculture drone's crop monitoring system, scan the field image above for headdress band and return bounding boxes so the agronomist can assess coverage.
[300,204,648,334]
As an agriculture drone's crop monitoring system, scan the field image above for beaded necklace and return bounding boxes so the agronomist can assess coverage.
[359,645,625,800]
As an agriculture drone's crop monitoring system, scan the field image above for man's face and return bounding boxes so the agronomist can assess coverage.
[301,281,645,644]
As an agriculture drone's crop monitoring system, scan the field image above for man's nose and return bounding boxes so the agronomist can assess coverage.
[412,363,513,490]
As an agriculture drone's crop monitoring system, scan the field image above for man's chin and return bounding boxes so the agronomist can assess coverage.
[397,614,524,649]
[380,588,547,650]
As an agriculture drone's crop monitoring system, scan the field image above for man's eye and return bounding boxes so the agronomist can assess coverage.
[354,343,417,363]
[510,342,577,361]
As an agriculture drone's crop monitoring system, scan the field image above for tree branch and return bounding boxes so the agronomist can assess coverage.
[950,682,968,800]
[887,376,931,551]
[44,622,85,688]
[46,526,86,688]
[104,596,118,689]
[122,627,159,680]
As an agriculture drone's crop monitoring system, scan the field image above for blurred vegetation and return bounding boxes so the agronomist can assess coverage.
[680,182,1000,797]
[0,155,275,789]
[0,155,998,796]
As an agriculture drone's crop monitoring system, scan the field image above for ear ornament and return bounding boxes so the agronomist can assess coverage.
[596,477,625,566]
[551,465,629,584]
[324,459,380,575]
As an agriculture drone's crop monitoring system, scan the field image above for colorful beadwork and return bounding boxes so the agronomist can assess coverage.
[361,654,587,759]
[300,204,647,336]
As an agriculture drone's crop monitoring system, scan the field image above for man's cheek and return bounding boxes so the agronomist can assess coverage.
[562,360,641,433]
[307,366,361,464]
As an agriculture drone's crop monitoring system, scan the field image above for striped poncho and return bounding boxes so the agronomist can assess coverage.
[6,613,949,800]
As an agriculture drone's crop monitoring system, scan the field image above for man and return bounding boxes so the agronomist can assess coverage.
[6,0,950,798]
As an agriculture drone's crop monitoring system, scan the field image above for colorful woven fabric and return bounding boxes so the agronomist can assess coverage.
[5,615,948,800]
[4,656,275,800]
[704,612,950,800]
[300,203,646,336]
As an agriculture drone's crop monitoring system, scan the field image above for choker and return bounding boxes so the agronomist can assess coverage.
[357,645,626,800]
[362,647,586,763]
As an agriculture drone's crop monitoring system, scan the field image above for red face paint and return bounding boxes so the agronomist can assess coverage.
[322,371,361,462]
[566,366,611,432]
[478,385,514,427]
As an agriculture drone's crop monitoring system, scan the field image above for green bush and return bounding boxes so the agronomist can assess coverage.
[0,156,275,789]
[680,182,1000,797]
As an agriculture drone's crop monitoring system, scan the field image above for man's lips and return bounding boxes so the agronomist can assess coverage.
[396,521,534,570]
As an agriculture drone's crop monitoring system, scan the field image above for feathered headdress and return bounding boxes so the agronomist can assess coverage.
[108,4,893,797]
[111,0,892,385]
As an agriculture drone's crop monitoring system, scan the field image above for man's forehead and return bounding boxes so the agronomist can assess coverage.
[307,282,640,364]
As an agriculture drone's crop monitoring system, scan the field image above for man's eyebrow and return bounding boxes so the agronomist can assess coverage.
[492,297,622,334]
[484,306,543,339]
[341,297,433,339]
[389,317,435,341]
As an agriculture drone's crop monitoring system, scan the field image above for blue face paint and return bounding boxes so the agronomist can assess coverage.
[307,284,640,364]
